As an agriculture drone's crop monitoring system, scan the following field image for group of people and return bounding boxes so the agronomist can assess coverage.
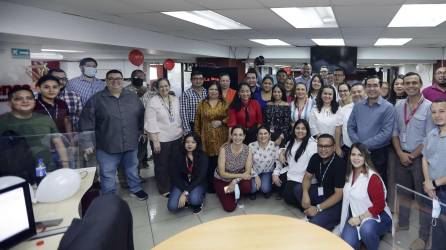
[1,56,446,250]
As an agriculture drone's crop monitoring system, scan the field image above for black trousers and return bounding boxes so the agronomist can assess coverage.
[151,138,181,195]
[370,146,389,187]
[206,155,218,193]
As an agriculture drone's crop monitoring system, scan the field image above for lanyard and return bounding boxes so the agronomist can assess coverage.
[37,99,59,121]
[404,97,424,126]
[319,154,335,187]
[159,95,173,118]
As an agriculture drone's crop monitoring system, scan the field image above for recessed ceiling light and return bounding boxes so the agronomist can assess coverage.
[249,39,290,46]
[271,7,338,28]
[389,4,446,27]
[41,49,85,53]
[311,38,345,46]
[374,38,412,46]
[162,10,250,30]
[31,52,63,60]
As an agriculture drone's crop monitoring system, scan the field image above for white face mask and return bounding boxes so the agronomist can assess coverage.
[234,184,240,200]
[83,66,97,78]
[432,198,441,219]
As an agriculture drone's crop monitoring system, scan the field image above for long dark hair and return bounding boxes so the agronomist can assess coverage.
[308,74,324,97]
[285,119,311,163]
[206,81,223,101]
[388,75,407,105]
[271,84,288,102]
[182,132,203,161]
[230,82,251,111]
[346,143,378,181]
[316,85,339,113]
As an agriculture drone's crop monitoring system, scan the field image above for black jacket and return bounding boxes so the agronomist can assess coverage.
[169,152,208,192]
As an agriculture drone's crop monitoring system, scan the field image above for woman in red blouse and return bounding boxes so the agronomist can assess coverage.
[228,82,263,144]
[339,143,392,250]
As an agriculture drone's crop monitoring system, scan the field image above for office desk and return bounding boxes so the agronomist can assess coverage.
[153,214,353,250]
[11,167,96,250]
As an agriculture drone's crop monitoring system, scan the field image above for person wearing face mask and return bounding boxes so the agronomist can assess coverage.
[125,69,148,99]
[339,143,392,250]
[423,66,446,102]
[67,57,105,105]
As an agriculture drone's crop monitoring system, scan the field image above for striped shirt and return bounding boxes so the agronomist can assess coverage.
[58,89,82,131]
[179,87,207,133]
[67,75,105,105]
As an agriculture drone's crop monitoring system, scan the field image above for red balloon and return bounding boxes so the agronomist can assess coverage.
[163,59,175,71]
[128,49,144,66]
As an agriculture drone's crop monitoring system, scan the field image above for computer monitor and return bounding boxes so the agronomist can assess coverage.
[0,181,36,249]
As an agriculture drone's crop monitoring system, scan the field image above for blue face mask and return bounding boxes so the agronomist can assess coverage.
[83,66,97,78]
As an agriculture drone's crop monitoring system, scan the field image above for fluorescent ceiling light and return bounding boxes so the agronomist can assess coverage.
[271,7,338,28]
[250,39,290,46]
[41,49,85,53]
[374,38,412,46]
[31,52,63,60]
[312,38,345,46]
[162,10,250,30]
[389,4,446,27]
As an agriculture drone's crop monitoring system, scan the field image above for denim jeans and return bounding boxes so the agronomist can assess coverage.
[96,149,142,194]
[308,189,342,231]
[432,189,446,250]
[251,172,273,194]
[341,211,392,250]
[283,181,319,210]
[167,185,205,212]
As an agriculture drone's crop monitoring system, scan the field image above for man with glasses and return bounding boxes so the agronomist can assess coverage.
[180,70,207,133]
[48,69,82,131]
[423,67,446,102]
[80,69,147,200]
[348,76,395,186]
[301,134,346,231]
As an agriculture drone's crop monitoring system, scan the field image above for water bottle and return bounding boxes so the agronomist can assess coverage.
[35,158,47,185]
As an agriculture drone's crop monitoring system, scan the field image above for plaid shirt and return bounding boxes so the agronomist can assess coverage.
[179,87,207,133]
[67,75,105,105]
[58,89,82,131]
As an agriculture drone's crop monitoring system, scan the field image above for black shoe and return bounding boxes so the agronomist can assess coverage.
[192,204,203,214]
[275,193,283,200]
[249,193,257,200]
[263,192,271,199]
[130,190,148,201]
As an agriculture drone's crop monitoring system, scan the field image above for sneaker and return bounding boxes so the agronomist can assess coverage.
[263,192,271,199]
[192,204,203,214]
[130,190,148,201]
[409,238,426,250]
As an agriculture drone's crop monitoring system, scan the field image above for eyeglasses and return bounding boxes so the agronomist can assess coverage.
[317,144,334,149]
[107,78,123,82]
[55,77,68,82]
[13,96,35,102]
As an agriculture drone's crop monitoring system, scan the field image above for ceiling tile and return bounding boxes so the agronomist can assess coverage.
[340,27,385,37]
[121,0,203,12]
[216,9,292,29]
[185,0,265,10]
[331,0,405,5]
[333,5,401,27]
[256,0,330,8]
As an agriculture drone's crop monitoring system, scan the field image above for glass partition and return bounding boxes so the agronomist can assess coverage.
[393,184,446,249]
[0,131,97,184]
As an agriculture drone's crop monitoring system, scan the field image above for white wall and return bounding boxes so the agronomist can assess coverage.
[399,64,434,89]
[61,60,143,79]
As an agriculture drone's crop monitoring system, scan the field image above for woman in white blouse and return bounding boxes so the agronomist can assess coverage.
[145,78,183,197]
[291,82,314,124]
[335,83,354,158]
[273,119,317,207]
[309,85,339,137]
[248,126,279,199]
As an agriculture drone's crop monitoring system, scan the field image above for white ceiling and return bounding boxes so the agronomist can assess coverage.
[3,0,446,48]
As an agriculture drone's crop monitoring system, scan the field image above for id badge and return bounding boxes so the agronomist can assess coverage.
[401,132,407,143]
[169,115,175,123]
[318,186,324,196]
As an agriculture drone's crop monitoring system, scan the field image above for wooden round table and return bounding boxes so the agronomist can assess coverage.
[152,214,353,250]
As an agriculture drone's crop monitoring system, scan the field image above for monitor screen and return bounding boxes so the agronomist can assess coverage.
[0,182,36,248]
[310,46,358,75]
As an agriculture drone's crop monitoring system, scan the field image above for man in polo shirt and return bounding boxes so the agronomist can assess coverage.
[295,63,312,89]
[179,70,207,134]
[392,72,434,249]
[49,69,82,131]
[301,134,346,230]
[423,67,446,102]
[422,99,446,250]
[79,69,147,200]
[348,76,395,186]
[0,86,69,171]
[67,57,105,105]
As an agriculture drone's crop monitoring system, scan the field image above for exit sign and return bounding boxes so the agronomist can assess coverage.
[11,48,30,59]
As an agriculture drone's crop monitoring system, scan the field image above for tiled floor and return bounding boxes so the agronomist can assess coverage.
[116,163,420,250]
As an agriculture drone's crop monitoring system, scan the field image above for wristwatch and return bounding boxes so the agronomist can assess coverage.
[432,179,439,190]
[316,204,323,213]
